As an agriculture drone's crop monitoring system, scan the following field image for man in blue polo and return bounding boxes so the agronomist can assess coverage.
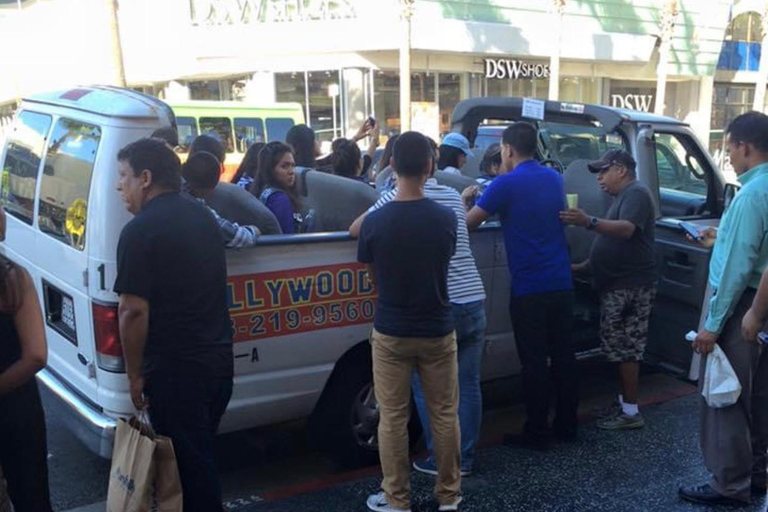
[463,122,578,450]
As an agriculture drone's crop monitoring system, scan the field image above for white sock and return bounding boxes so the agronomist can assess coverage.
[622,402,639,416]
[618,394,624,406]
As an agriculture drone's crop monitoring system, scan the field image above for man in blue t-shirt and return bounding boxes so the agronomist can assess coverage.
[463,122,578,450]
[358,132,462,512]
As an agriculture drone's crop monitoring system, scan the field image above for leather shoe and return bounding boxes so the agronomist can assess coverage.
[678,483,747,506]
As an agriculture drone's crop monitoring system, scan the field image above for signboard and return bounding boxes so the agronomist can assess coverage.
[190,0,357,25]
[609,84,656,112]
[227,263,376,342]
[522,98,545,120]
[484,59,550,80]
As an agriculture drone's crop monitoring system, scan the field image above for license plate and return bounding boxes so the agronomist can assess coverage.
[61,295,76,333]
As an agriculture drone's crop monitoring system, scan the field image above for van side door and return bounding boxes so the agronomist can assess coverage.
[642,126,717,373]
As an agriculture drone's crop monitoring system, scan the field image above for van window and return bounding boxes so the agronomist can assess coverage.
[200,117,234,153]
[539,122,627,168]
[234,118,265,153]
[37,118,101,251]
[177,116,198,153]
[266,118,295,142]
[654,133,708,197]
[1,111,52,224]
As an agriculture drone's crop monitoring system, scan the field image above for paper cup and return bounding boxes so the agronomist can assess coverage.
[566,194,579,209]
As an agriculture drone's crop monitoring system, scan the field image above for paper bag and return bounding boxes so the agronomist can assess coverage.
[151,435,183,512]
[702,344,742,408]
[107,418,157,512]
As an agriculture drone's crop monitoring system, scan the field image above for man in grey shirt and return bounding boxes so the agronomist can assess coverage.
[560,149,657,430]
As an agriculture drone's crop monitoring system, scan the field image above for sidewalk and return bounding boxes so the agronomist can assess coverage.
[236,392,766,512]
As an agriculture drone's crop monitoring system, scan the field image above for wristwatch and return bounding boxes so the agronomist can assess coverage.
[586,217,599,230]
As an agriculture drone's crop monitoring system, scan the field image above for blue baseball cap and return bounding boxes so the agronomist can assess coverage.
[441,132,473,157]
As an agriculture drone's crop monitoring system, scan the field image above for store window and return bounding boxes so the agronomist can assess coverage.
[560,77,599,104]
[307,71,342,144]
[608,81,656,112]
[1,110,51,225]
[439,74,461,135]
[710,83,757,159]
[718,12,764,71]
[189,81,222,100]
[275,72,307,118]
[38,119,101,251]
[374,71,401,136]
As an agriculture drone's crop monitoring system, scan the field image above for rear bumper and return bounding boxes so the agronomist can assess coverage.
[37,369,117,459]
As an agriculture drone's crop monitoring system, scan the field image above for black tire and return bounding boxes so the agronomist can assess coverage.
[308,343,423,469]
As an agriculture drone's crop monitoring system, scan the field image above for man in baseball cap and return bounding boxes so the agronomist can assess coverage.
[560,147,657,431]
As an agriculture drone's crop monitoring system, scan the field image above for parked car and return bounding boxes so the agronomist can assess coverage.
[0,89,729,467]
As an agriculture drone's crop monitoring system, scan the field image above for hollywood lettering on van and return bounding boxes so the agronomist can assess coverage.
[484,59,551,80]
[227,263,375,342]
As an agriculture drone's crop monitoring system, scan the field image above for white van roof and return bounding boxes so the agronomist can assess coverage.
[23,85,171,120]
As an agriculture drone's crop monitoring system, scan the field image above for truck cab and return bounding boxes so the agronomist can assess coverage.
[452,97,726,374]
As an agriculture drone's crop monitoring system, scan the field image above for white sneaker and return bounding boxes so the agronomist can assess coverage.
[366,491,412,512]
[438,495,463,511]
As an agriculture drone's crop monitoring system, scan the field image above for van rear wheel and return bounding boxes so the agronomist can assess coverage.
[308,344,423,468]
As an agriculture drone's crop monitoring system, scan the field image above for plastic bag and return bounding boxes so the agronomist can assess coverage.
[701,344,742,408]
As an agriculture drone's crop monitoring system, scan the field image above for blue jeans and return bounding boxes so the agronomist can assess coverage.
[412,300,486,471]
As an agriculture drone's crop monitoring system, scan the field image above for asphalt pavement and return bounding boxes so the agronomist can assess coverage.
[41,362,761,512]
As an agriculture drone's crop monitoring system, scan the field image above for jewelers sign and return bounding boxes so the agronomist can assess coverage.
[484,59,550,80]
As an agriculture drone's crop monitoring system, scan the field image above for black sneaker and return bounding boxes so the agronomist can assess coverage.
[678,483,747,506]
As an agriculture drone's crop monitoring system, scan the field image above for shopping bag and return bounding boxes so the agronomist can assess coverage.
[107,417,157,512]
[701,344,742,408]
[151,435,183,512]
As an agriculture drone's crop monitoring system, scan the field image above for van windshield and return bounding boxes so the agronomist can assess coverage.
[539,122,627,168]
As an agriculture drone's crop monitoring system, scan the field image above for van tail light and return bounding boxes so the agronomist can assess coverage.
[93,302,125,373]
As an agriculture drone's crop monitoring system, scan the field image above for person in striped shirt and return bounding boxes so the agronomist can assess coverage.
[350,153,487,477]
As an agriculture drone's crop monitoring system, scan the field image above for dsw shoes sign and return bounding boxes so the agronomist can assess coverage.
[611,93,655,112]
[485,59,550,80]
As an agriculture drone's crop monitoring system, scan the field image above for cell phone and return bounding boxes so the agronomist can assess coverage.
[679,221,702,241]
[368,116,376,128]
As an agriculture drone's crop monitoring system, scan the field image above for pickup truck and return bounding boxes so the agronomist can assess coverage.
[0,88,727,467]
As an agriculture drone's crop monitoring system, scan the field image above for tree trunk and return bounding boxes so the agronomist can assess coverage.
[655,0,678,116]
[752,6,768,112]
[549,1,566,101]
[399,0,414,132]
[107,0,127,87]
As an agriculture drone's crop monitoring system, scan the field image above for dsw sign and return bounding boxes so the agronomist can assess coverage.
[611,94,654,112]
[190,0,357,25]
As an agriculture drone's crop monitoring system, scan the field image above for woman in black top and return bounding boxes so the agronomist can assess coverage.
[0,207,52,512]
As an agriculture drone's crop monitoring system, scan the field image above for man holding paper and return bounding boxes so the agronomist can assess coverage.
[559,149,657,431]
[678,112,768,506]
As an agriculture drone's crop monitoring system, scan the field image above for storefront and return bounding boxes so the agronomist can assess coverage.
[0,0,735,149]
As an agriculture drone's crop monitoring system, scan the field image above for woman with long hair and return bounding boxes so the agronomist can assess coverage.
[250,141,307,234]
[286,124,321,169]
[438,132,472,175]
[0,208,53,512]
[374,134,400,192]
[232,141,266,189]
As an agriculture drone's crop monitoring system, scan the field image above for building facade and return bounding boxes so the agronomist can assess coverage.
[0,0,756,152]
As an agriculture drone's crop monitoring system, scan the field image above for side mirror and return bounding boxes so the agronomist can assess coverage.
[723,182,740,211]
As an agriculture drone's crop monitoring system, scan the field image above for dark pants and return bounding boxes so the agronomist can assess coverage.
[145,375,233,512]
[699,289,768,503]
[0,382,52,512]
[510,290,579,439]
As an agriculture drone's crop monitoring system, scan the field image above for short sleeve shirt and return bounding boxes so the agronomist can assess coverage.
[114,193,233,379]
[476,160,572,297]
[589,181,657,292]
[358,198,457,338]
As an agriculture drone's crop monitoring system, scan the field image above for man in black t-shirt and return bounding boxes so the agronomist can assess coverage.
[359,132,461,512]
[113,138,233,512]
[560,149,657,431]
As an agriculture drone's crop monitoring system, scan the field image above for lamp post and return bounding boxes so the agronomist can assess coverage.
[655,0,679,116]
[548,0,568,101]
[399,0,415,132]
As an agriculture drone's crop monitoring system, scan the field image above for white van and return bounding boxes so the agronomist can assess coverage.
[0,87,724,466]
